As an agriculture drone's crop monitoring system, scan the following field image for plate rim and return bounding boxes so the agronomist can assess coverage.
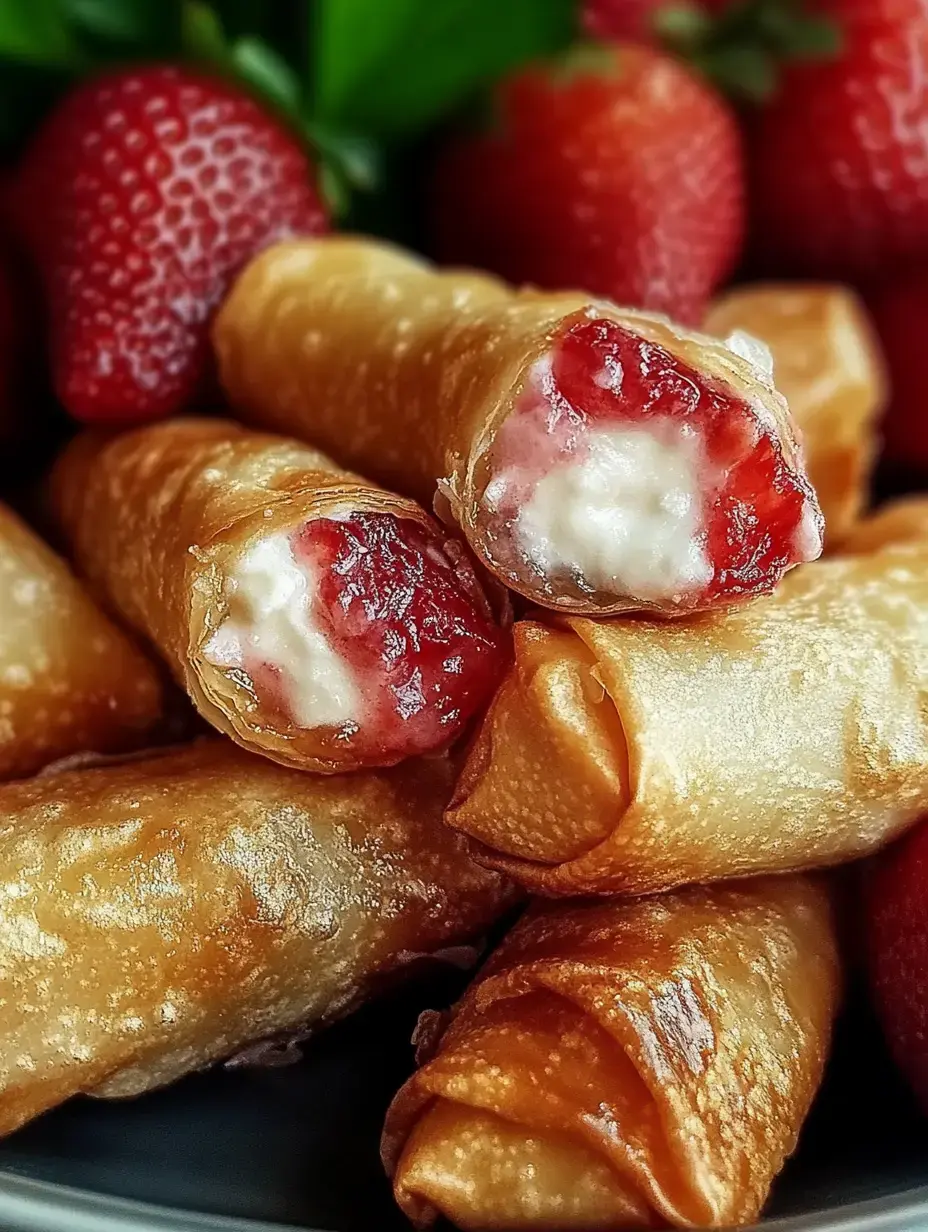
[2,1172,928,1232]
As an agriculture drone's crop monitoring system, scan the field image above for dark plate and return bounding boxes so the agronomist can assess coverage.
[2,972,928,1231]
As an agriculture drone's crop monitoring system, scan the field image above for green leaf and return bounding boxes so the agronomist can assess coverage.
[0,0,82,67]
[62,0,179,49]
[311,0,576,138]
[232,36,301,117]
[181,0,230,65]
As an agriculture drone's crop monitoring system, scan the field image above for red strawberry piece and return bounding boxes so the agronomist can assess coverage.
[430,44,743,325]
[866,271,928,471]
[866,816,928,1112]
[749,0,928,279]
[8,65,328,425]
[0,252,14,436]
[296,513,508,761]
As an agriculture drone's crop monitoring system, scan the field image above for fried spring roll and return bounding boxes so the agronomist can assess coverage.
[0,740,514,1137]
[704,284,885,545]
[0,501,162,780]
[384,878,840,1230]
[214,237,823,619]
[448,546,928,896]
[841,497,928,555]
[51,418,507,773]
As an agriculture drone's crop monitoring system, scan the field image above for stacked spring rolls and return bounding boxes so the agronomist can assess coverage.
[0,233,922,1231]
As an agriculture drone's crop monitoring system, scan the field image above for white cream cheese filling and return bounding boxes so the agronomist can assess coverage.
[203,533,360,728]
[509,422,713,602]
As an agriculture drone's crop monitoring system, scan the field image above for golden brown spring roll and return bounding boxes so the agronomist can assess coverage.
[840,497,928,555]
[51,418,507,773]
[0,739,515,1137]
[214,237,823,619]
[448,545,928,896]
[384,877,840,1229]
[704,284,885,545]
[0,501,162,780]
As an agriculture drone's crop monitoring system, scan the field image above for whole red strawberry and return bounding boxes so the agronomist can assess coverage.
[750,0,928,279]
[866,270,928,471]
[8,65,328,425]
[866,816,928,1112]
[430,44,743,324]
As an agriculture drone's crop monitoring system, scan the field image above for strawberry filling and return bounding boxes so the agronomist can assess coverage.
[204,513,507,760]
[478,316,822,610]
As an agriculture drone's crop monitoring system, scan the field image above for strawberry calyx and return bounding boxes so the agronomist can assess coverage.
[623,0,843,102]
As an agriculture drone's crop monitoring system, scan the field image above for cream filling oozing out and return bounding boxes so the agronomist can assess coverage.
[499,422,713,603]
[203,533,360,729]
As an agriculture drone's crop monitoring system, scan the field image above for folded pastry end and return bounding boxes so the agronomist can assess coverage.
[384,878,840,1230]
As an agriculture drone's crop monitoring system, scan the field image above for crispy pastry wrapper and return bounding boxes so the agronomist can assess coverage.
[704,283,885,546]
[384,877,840,1230]
[0,739,515,1137]
[213,237,807,615]
[0,501,163,781]
[50,417,446,773]
[449,546,928,896]
[840,497,928,556]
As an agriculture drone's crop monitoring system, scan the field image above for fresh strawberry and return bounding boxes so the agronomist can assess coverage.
[8,65,328,425]
[430,44,743,324]
[749,0,928,279]
[866,270,928,471]
[866,817,928,1112]
[0,252,14,436]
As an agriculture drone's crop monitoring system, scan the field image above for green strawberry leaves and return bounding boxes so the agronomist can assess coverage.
[659,0,842,102]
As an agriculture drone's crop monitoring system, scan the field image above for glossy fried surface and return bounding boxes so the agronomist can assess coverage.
[449,546,928,895]
[384,878,839,1229]
[0,502,162,781]
[51,417,437,772]
[704,284,885,545]
[214,237,806,614]
[0,740,514,1137]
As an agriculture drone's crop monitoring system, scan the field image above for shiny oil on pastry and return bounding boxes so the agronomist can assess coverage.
[51,418,508,773]
[384,877,839,1230]
[0,500,162,780]
[214,236,823,618]
[0,739,515,1138]
[448,544,928,895]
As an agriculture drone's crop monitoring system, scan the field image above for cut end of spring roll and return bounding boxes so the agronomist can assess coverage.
[448,545,928,896]
[215,237,822,620]
[384,878,840,1229]
[51,419,508,773]
[471,308,824,616]
[704,284,885,546]
[0,501,163,780]
[0,739,516,1137]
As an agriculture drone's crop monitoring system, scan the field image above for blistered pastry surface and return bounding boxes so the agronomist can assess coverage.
[385,878,839,1229]
[450,546,928,894]
[0,740,513,1136]
[0,502,162,780]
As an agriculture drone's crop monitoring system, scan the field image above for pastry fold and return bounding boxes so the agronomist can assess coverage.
[384,877,840,1230]
[449,546,928,895]
[703,283,885,545]
[0,500,162,780]
[214,237,815,616]
[50,417,496,773]
[0,739,514,1137]
[841,497,928,555]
